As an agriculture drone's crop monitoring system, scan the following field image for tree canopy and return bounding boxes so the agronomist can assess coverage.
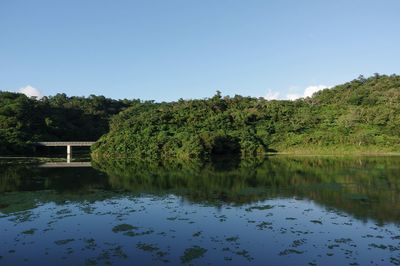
[92,74,400,160]
[1,74,399,157]
[0,92,136,154]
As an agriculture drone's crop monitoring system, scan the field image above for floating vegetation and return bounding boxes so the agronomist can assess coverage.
[192,231,202,237]
[21,228,36,235]
[85,244,128,265]
[180,246,207,264]
[225,236,239,242]
[327,244,340,249]
[291,239,306,248]
[136,243,159,252]
[334,238,353,244]
[279,249,304,256]
[390,257,400,265]
[56,209,72,215]
[54,239,75,245]
[224,256,232,261]
[256,221,273,230]
[83,238,97,251]
[235,249,253,261]
[369,243,388,250]
[111,246,128,259]
[136,242,170,263]
[123,228,154,237]
[112,224,137,233]
[245,205,274,212]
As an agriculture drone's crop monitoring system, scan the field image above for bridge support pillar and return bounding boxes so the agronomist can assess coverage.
[67,145,72,163]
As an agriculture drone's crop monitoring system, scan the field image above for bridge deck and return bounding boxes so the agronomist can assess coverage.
[39,162,92,168]
[34,141,96,147]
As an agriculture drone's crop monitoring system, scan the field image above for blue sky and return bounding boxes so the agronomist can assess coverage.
[1,0,399,101]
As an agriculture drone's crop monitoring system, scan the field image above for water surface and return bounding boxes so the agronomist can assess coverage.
[0,156,399,265]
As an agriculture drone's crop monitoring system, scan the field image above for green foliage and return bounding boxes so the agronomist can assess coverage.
[0,92,136,155]
[93,74,400,160]
[92,94,268,161]
[1,74,399,157]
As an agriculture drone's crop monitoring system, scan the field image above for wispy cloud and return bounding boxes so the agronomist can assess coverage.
[264,90,280,100]
[18,85,43,99]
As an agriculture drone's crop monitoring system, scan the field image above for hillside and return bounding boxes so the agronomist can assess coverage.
[92,74,400,160]
[0,93,135,155]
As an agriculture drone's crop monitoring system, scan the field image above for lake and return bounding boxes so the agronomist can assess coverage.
[0,156,399,265]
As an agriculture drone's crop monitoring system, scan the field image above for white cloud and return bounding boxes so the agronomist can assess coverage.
[264,90,280,100]
[286,93,302,100]
[18,85,43,99]
[264,84,331,101]
[303,85,330,98]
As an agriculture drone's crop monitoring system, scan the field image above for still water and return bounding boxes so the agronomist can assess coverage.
[0,156,399,265]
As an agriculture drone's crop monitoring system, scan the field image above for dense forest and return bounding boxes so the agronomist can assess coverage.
[92,74,400,160]
[0,93,137,154]
[1,74,400,158]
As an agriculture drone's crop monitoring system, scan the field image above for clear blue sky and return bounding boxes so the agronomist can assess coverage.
[1,0,399,101]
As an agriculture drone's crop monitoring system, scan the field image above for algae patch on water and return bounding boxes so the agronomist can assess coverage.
[54,239,75,245]
[180,246,207,264]
[192,231,202,237]
[21,228,36,235]
[225,236,239,242]
[245,205,274,212]
[112,224,138,233]
[136,243,159,252]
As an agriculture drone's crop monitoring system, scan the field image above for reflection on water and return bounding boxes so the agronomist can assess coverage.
[0,156,399,265]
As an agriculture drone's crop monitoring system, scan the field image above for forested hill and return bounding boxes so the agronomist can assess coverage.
[1,74,399,157]
[92,74,400,160]
[0,93,138,154]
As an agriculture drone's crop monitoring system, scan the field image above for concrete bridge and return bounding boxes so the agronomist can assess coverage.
[34,141,96,163]
[39,162,92,168]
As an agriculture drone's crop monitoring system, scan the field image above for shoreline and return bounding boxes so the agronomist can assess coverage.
[2,152,400,160]
[266,151,400,156]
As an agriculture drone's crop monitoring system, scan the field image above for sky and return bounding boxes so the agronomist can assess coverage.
[1,0,399,101]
